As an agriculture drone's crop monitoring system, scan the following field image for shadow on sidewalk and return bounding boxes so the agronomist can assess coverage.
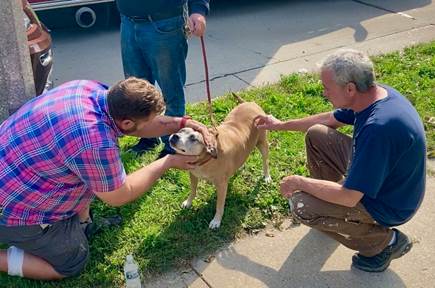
[212,229,406,288]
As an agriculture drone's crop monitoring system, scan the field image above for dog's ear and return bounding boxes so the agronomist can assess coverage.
[206,146,218,159]
[208,127,218,136]
[206,128,218,158]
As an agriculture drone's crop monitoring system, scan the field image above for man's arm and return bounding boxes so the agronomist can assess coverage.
[94,154,197,206]
[255,111,345,132]
[135,115,216,150]
[281,112,344,131]
[280,175,363,207]
[135,115,182,138]
[135,115,207,138]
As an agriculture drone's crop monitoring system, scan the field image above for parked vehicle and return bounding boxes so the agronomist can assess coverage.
[29,0,115,29]
[23,0,53,95]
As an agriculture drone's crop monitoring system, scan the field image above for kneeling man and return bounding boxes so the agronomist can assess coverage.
[255,49,426,272]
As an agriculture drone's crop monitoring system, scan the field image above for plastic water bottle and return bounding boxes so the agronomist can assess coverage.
[124,254,142,288]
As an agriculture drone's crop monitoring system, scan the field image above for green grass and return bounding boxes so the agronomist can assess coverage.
[2,41,434,287]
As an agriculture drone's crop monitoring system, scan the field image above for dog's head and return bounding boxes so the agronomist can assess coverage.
[169,127,217,157]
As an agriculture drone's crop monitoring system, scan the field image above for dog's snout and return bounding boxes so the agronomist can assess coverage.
[169,134,179,145]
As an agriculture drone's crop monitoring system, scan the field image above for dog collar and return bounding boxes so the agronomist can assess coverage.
[193,154,214,166]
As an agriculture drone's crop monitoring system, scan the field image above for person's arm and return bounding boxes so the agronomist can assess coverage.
[136,115,216,149]
[94,154,197,206]
[280,175,363,207]
[135,115,183,138]
[255,111,345,132]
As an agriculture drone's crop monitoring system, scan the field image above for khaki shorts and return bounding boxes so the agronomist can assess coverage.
[0,214,89,277]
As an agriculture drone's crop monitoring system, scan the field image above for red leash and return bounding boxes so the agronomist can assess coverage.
[200,36,217,129]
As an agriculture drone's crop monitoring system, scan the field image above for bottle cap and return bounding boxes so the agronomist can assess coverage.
[126,254,133,262]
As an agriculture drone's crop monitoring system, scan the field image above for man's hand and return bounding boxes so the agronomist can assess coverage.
[163,154,198,170]
[254,114,283,130]
[184,119,217,153]
[280,175,303,198]
[189,13,206,37]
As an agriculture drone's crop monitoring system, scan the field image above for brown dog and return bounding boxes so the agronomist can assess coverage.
[169,97,271,229]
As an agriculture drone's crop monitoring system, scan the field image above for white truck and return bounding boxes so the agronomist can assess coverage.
[29,0,116,28]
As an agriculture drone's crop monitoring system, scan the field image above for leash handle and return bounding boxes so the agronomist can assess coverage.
[200,36,218,130]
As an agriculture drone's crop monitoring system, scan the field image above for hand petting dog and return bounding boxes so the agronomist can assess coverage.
[183,118,217,157]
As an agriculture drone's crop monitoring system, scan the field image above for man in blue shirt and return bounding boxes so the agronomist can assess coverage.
[255,49,426,272]
[116,0,210,157]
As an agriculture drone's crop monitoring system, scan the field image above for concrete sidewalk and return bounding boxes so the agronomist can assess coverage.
[145,161,435,288]
[185,0,435,103]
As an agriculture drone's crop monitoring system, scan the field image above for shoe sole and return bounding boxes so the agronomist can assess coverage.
[352,237,413,273]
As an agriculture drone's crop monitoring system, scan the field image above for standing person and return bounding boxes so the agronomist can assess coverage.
[0,77,214,280]
[116,0,210,157]
[255,49,426,272]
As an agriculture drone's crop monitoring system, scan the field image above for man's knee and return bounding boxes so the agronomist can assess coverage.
[290,192,320,224]
[305,124,329,146]
[53,241,90,278]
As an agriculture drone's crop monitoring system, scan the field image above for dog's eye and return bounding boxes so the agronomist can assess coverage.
[189,135,197,142]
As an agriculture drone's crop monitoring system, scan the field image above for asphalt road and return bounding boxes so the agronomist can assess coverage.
[42,0,434,102]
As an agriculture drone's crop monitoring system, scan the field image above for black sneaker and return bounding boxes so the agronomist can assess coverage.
[352,228,413,272]
[128,138,161,155]
[81,213,123,240]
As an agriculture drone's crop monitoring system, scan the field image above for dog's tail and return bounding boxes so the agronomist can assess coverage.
[231,92,245,104]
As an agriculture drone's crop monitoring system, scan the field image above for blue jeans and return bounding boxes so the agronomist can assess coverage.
[120,14,188,150]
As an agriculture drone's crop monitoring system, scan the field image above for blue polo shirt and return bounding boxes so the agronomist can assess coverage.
[333,85,426,227]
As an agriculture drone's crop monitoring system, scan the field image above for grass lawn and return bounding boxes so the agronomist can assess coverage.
[2,41,434,287]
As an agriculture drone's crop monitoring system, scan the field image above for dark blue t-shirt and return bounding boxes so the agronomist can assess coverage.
[333,85,426,227]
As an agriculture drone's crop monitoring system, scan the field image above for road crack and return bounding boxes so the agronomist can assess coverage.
[188,263,214,288]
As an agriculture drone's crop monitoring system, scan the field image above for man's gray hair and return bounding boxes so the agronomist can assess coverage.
[320,49,375,92]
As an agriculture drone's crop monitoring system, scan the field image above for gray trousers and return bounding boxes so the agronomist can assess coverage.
[291,124,393,257]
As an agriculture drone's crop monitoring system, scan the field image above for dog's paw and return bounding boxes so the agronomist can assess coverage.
[264,175,272,184]
[181,199,192,209]
[208,218,221,229]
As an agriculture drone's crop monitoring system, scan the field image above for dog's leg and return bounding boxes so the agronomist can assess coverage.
[257,131,272,183]
[209,179,228,229]
[182,173,198,209]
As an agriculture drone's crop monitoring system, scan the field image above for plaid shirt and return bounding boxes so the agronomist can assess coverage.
[0,80,126,226]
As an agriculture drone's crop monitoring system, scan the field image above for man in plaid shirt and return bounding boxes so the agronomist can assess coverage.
[0,77,214,280]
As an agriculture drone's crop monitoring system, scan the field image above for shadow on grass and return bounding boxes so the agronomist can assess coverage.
[136,173,270,276]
